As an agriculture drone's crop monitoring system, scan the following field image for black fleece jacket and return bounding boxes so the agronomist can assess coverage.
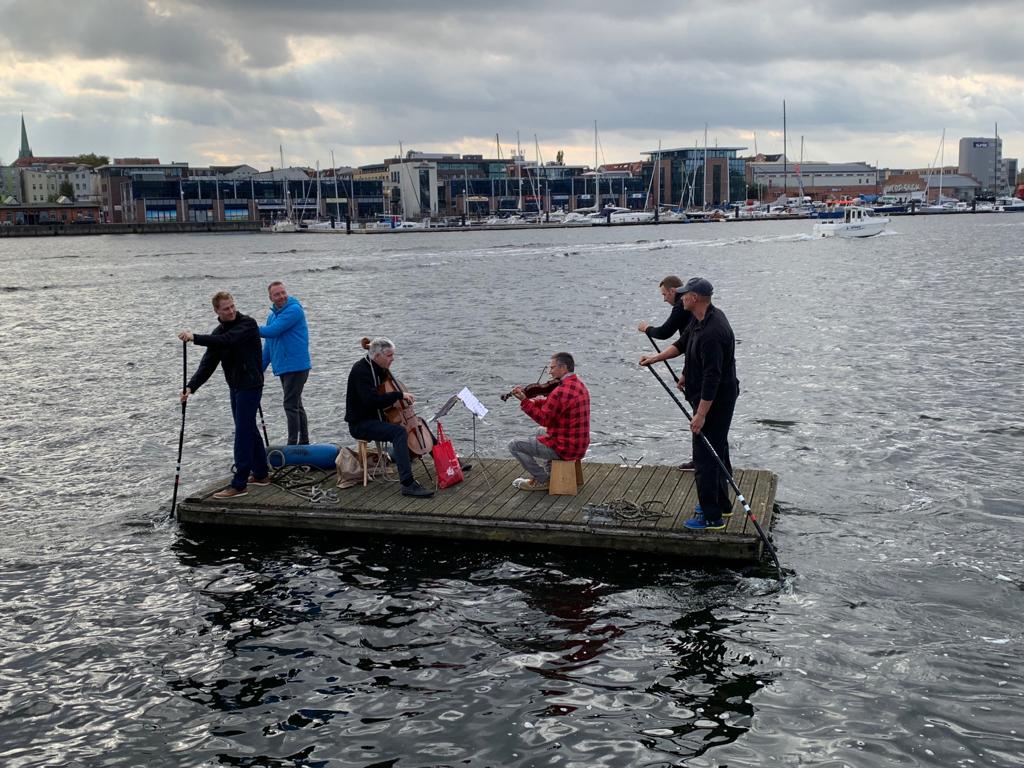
[186,313,264,393]
[645,296,693,344]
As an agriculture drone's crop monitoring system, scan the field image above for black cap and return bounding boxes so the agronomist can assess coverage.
[676,277,714,296]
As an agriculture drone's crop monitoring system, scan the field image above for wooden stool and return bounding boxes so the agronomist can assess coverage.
[356,441,388,486]
[549,459,584,495]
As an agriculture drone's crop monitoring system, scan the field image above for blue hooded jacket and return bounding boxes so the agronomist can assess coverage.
[260,296,311,376]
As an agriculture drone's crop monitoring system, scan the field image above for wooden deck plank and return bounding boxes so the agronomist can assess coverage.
[725,469,753,535]
[741,470,776,537]
[458,460,529,519]
[624,465,678,530]
[551,461,619,526]
[654,466,692,530]
[447,460,524,519]
[177,461,778,562]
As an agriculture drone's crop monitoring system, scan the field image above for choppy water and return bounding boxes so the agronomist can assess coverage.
[1,216,1022,767]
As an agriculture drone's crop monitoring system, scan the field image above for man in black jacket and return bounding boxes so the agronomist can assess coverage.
[345,337,433,498]
[638,274,695,470]
[639,277,739,531]
[178,291,269,499]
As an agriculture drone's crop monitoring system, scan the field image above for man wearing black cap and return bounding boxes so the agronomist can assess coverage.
[639,277,739,530]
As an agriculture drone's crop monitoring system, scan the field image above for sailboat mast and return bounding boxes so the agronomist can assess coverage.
[330,149,341,221]
[315,160,321,220]
[703,123,708,210]
[279,145,291,221]
[516,130,522,212]
[594,120,599,207]
[782,100,788,200]
[939,128,945,202]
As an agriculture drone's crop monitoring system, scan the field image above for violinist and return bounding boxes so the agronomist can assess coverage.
[344,337,434,498]
[508,352,591,492]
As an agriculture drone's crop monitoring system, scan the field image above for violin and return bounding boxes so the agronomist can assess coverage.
[361,337,435,458]
[500,378,560,402]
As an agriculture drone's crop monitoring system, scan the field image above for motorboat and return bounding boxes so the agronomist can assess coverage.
[561,211,591,223]
[270,218,299,233]
[586,206,656,224]
[366,215,426,230]
[813,206,889,238]
[994,196,1024,212]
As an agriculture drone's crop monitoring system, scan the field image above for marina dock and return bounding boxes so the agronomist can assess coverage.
[177,459,778,562]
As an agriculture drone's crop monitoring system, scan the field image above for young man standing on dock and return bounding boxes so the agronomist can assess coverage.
[178,291,269,499]
[259,281,311,445]
[344,337,434,498]
[508,352,591,491]
[638,275,695,471]
[640,278,738,530]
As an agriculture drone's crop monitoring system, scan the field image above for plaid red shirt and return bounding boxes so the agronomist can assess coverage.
[520,373,591,460]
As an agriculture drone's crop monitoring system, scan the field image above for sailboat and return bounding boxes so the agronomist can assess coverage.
[270,145,300,232]
[917,130,956,213]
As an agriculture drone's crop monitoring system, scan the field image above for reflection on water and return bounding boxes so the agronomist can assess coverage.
[161,532,775,766]
[1,217,1023,766]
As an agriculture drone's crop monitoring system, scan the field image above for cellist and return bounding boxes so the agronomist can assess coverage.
[344,337,434,498]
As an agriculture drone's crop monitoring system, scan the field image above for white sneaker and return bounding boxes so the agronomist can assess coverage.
[512,477,531,489]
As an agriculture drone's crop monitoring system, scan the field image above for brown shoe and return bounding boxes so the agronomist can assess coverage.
[513,477,549,492]
[677,461,695,471]
[247,474,271,486]
[213,487,248,499]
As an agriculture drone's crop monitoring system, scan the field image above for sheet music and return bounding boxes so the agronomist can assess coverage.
[457,387,488,419]
[430,394,460,422]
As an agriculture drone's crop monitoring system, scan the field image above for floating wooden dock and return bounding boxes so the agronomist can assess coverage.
[176,459,778,562]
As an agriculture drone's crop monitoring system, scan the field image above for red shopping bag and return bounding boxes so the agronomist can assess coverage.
[431,422,464,489]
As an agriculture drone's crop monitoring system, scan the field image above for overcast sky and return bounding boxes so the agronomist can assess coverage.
[1,0,1021,170]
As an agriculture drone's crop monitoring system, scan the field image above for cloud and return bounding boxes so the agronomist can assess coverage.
[1,0,1022,168]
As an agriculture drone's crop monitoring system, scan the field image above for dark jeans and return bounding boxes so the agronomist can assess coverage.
[349,420,413,485]
[229,387,269,490]
[280,369,309,445]
[691,396,736,521]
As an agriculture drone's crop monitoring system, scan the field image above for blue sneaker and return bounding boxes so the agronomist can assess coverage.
[684,515,726,531]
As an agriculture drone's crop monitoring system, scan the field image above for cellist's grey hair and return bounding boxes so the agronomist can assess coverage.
[368,337,395,358]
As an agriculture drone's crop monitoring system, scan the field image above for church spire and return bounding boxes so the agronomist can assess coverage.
[18,113,33,160]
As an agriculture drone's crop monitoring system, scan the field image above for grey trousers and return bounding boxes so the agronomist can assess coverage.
[508,436,560,482]
[280,369,310,445]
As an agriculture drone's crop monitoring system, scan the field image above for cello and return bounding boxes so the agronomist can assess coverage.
[360,337,435,458]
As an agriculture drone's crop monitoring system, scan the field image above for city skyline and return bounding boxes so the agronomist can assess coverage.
[1,0,1021,170]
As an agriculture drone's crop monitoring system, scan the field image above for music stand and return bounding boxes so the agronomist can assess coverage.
[431,387,496,486]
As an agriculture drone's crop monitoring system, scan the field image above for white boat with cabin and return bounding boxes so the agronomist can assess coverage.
[994,196,1024,212]
[813,206,889,238]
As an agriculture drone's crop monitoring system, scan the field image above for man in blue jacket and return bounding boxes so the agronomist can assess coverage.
[179,291,269,499]
[260,281,312,445]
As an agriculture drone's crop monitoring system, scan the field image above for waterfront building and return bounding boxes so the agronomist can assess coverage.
[642,147,746,208]
[0,166,21,203]
[371,151,606,219]
[882,172,980,203]
[19,164,99,204]
[1001,158,1018,195]
[746,159,879,202]
[96,159,186,223]
[0,200,101,225]
[958,137,1003,195]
